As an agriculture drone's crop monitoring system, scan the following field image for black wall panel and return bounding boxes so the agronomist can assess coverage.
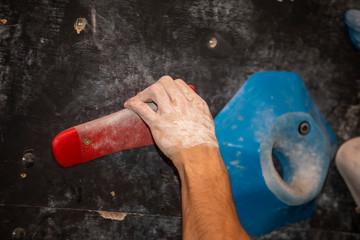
[1,0,360,239]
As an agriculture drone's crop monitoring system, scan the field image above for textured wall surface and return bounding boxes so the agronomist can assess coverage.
[0,0,360,239]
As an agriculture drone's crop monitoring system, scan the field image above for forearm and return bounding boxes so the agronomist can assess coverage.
[124,76,251,239]
[174,146,251,240]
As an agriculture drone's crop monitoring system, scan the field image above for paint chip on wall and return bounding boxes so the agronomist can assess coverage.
[98,211,127,221]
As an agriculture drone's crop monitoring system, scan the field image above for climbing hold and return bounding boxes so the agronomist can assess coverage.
[336,137,360,213]
[345,9,360,50]
[215,71,337,236]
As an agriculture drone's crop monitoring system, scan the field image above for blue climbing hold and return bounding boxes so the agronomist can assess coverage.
[345,9,360,50]
[214,72,337,236]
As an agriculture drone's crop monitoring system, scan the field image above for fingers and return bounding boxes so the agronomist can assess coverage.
[136,83,172,110]
[174,78,198,102]
[175,79,212,115]
[136,76,188,109]
[126,75,205,121]
[124,97,158,126]
[157,76,183,102]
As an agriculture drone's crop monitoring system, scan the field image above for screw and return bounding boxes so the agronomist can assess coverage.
[299,121,310,135]
[83,138,91,146]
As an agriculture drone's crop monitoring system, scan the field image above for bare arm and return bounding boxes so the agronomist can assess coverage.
[124,76,251,240]
[176,146,251,240]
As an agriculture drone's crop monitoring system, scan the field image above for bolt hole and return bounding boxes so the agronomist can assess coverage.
[199,30,234,58]
[272,153,283,179]
[22,153,35,168]
[74,18,86,34]
[12,228,26,239]
[83,138,91,146]
[207,37,218,49]
[299,121,310,135]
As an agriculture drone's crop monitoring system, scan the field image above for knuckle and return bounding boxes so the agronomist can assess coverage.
[150,83,162,93]
[128,97,138,105]
[174,78,185,84]
[158,75,173,84]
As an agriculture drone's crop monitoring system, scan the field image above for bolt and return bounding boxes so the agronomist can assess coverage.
[77,19,84,26]
[12,228,26,239]
[22,153,35,168]
[299,121,310,135]
[207,37,218,49]
[83,138,91,146]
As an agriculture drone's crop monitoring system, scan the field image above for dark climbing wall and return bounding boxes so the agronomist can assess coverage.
[1,0,360,239]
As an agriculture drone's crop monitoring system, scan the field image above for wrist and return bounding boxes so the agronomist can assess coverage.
[171,146,227,181]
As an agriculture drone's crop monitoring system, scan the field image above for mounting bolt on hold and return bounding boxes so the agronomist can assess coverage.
[299,121,310,135]
[12,228,26,239]
[74,18,86,34]
[207,37,218,49]
[83,138,91,146]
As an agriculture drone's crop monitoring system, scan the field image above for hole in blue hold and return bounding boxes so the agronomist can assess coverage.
[272,153,283,179]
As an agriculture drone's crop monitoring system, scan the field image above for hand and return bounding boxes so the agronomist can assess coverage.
[125,76,250,240]
[124,76,218,165]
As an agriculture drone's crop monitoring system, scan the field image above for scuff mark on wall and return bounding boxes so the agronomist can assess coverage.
[91,9,96,34]
[98,211,127,221]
